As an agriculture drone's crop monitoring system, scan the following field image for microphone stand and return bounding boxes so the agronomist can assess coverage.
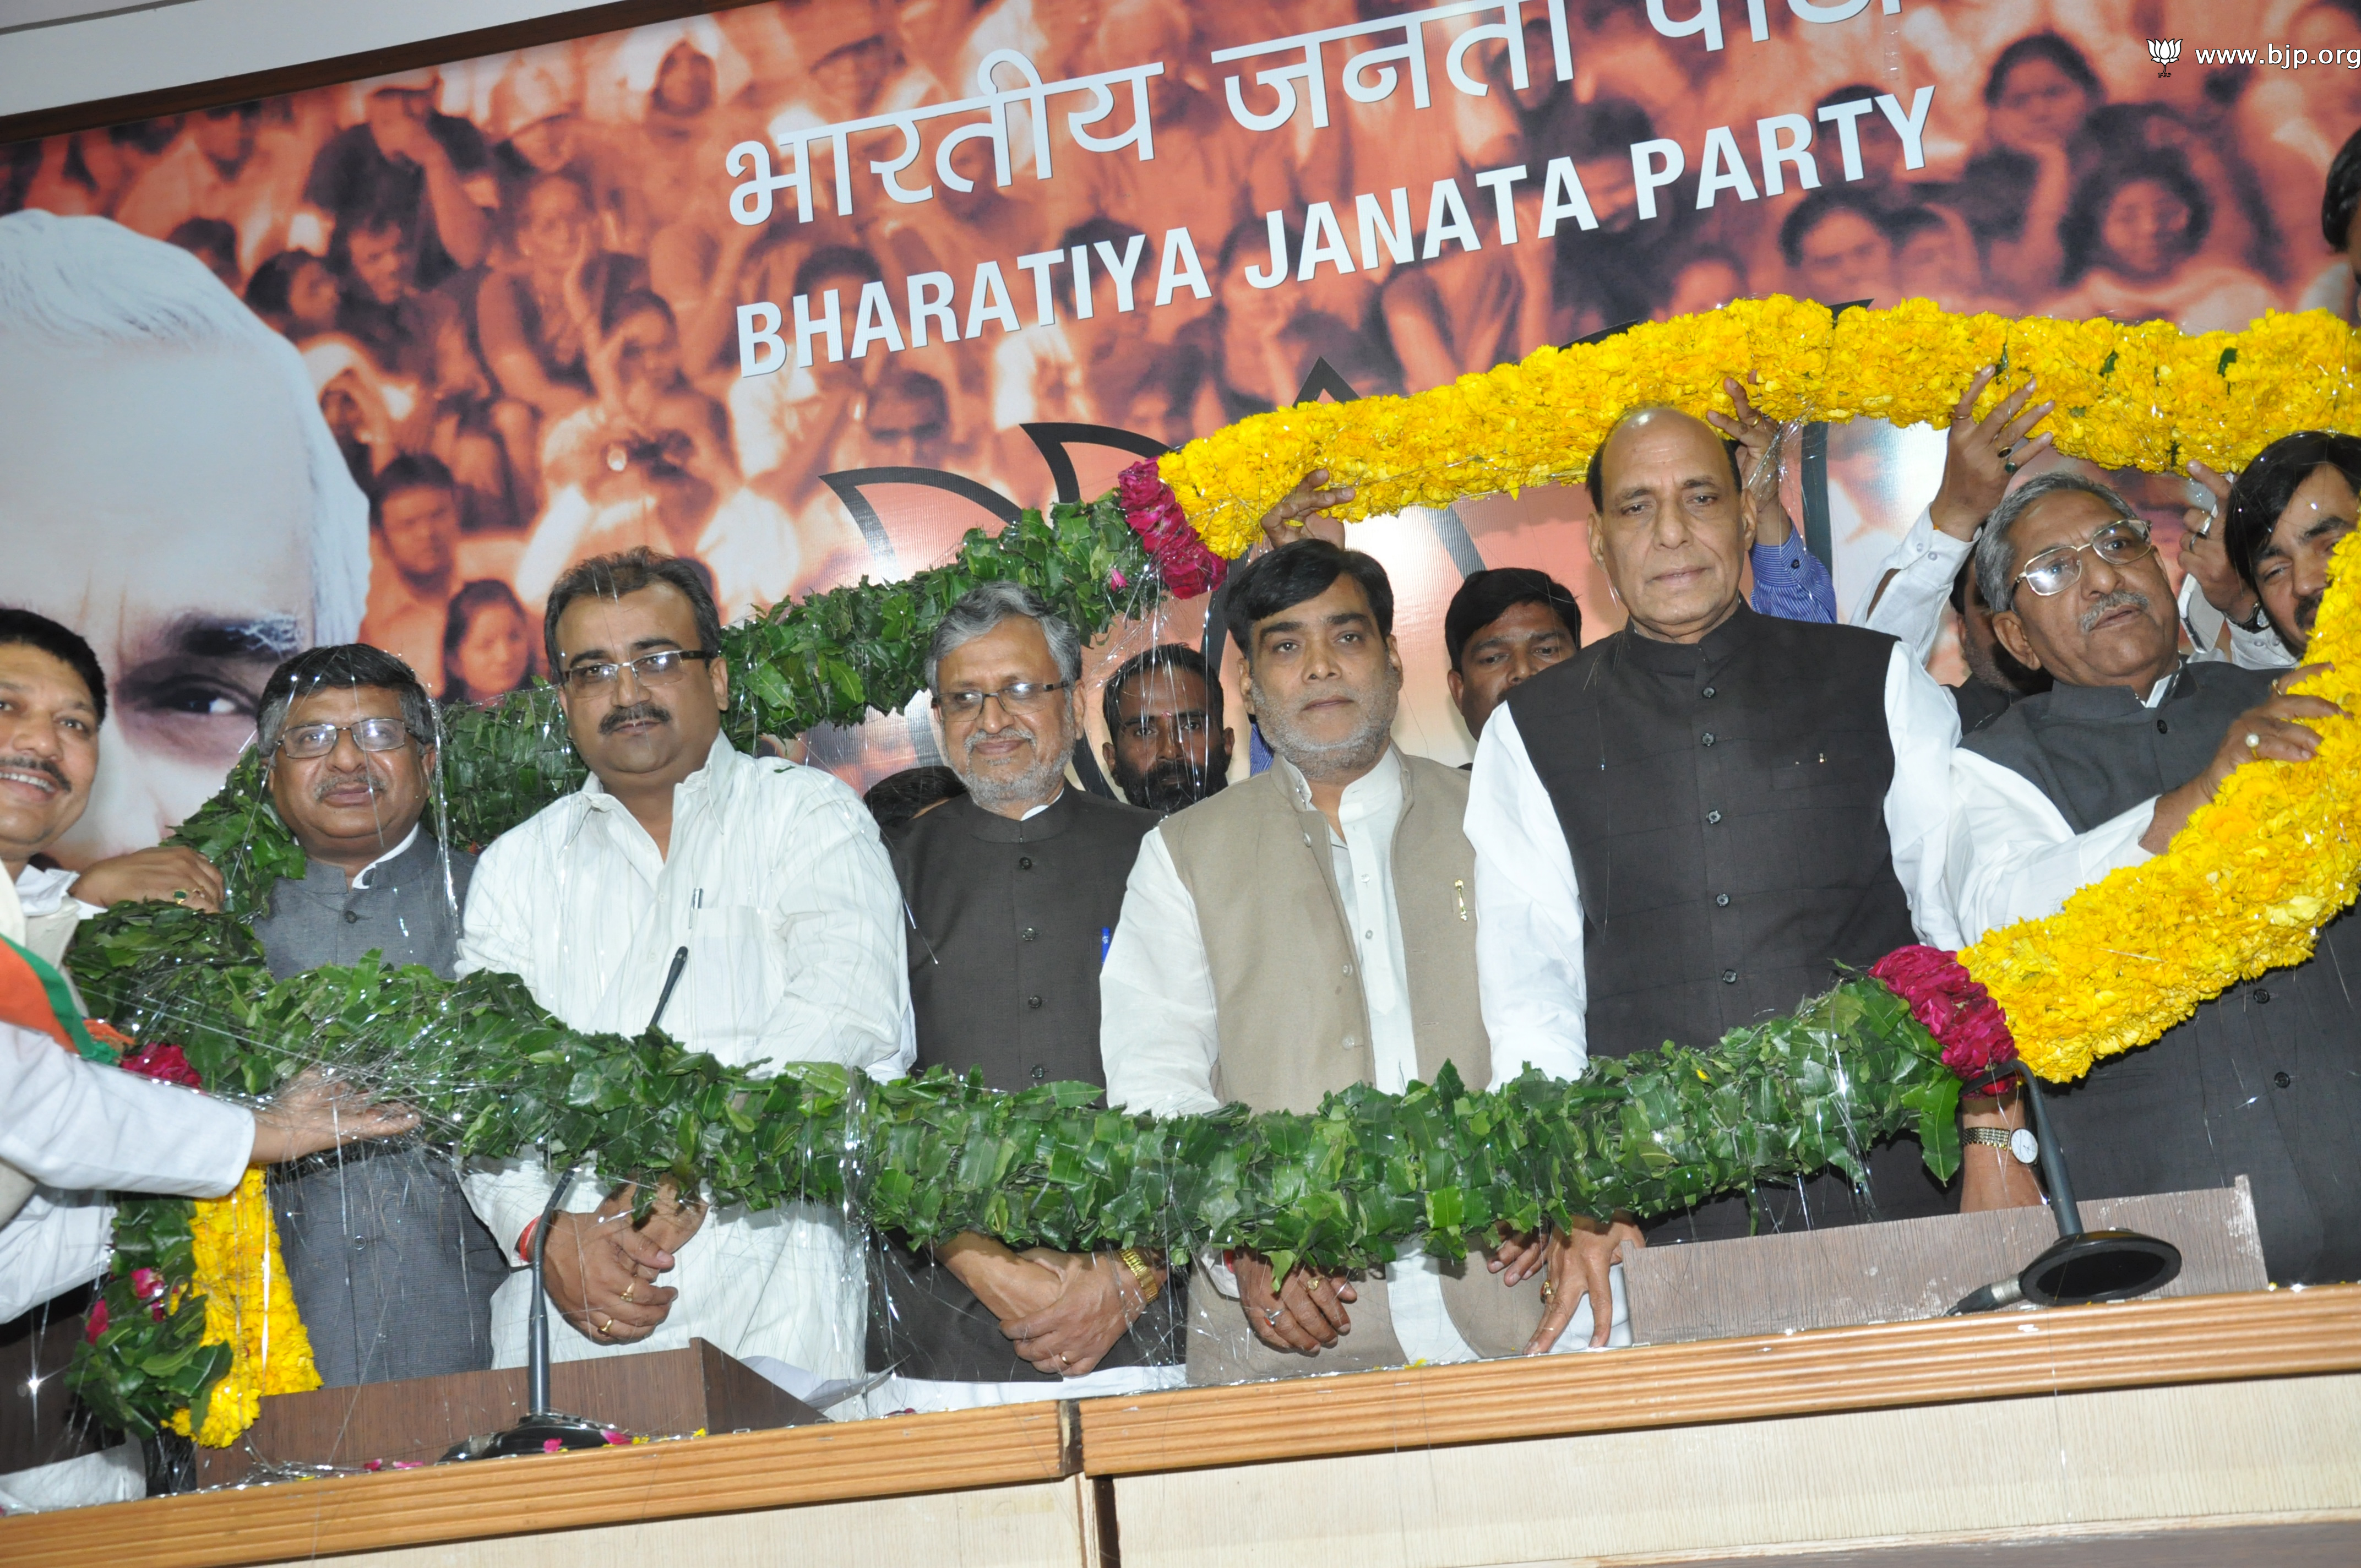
[1949,1060,2182,1314]
[447,948,694,1460]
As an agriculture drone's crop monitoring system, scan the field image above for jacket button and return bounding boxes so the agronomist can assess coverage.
[1342,1034,1359,1050]
[343,910,361,924]
[1018,856,1034,870]
[1341,963,1353,977]
[1715,893,1731,907]
[2253,987,2272,1004]
[1721,969,1739,984]
[1701,686,1716,699]
[1026,994,1043,1009]
[1706,810,1722,825]
[2156,718,2168,733]
[1700,732,1716,747]
[1020,927,1038,941]
[2274,1070,2293,1088]
[1031,1065,1046,1080]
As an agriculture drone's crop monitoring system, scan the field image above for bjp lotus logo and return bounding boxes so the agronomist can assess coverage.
[2148,39,2182,75]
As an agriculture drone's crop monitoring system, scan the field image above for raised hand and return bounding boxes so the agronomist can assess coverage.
[1930,367,2055,540]
[2178,460,2258,624]
[70,845,225,913]
[1259,469,1354,553]
[1706,373,1793,544]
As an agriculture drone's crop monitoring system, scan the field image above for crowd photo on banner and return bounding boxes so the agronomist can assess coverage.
[3,0,2361,1516]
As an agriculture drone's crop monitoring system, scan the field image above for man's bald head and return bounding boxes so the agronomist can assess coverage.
[1584,407,1756,644]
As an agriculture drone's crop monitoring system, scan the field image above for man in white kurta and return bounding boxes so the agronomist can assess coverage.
[458,551,910,1385]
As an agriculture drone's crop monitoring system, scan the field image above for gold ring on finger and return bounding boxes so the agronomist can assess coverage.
[620,1283,634,1302]
[1541,1281,1556,1304]
[597,1316,614,1336]
[1996,443,2015,459]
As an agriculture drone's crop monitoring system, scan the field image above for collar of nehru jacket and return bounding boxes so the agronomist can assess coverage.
[956,785,1072,842]
[346,823,422,891]
[579,730,739,811]
[2036,658,2191,723]
[1272,741,1407,833]
[1613,599,1760,676]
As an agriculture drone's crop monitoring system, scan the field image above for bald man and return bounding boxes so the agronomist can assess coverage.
[1466,405,1966,1349]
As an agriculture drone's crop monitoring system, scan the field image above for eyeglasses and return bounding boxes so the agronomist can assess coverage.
[278,717,415,758]
[560,649,718,690]
[935,680,1074,716]
[2011,518,2157,600]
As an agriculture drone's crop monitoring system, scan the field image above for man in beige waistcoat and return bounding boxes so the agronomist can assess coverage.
[1100,537,1610,1384]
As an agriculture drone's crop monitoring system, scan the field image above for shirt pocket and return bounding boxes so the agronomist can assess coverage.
[669,904,774,1044]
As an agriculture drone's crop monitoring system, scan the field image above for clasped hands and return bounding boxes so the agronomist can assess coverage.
[1235,1212,1644,1357]
[540,1177,709,1345]
[941,1233,1157,1378]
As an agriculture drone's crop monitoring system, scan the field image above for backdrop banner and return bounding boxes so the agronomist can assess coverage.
[4,0,2353,852]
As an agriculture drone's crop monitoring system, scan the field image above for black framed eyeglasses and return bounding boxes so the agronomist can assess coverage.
[277,717,415,758]
[935,680,1074,716]
[2012,518,2157,600]
[560,649,719,690]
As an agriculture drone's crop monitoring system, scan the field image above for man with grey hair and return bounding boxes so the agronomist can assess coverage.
[0,210,369,868]
[1947,470,2361,1283]
[870,581,1183,1412]
[246,643,506,1390]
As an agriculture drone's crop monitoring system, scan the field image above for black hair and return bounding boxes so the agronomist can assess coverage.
[1058,216,1139,257]
[792,245,884,298]
[1565,97,1654,162]
[1882,204,1951,247]
[2223,431,2361,594]
[1777,184,1892,268]
[1982,31,2101,106]
[165,217,238,275]
[1222,538,1394,658]
[2058,150,2211,285]
[369,451,458,526]
[0,608,107,723]
[1102,643,1220,741]
[256,644,434,756]
[543,547,724,673]
[599,286,676,337]
[243,249,325,318]
[2324,123,2361,251]
[1814,82,1881,117]
[1584,409,1746,516]
[440,579,536,704]
[863,765,966,832]
[1444,569,1581,671]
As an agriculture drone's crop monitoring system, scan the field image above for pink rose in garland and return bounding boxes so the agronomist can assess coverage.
[1869,945,2019,1089]
[1116,461,1227,599]
[84,1298,109,1343]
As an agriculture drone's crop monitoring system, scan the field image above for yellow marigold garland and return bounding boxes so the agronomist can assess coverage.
[1963,532,2361,1081]
[1157,297,2361,554]
[167,1168,320,1446]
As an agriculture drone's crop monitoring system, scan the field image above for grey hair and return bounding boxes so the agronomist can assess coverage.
[1974,470,2142,613]
[925,581,1081,692]
[0,211,371,645]
[254,644,437,759]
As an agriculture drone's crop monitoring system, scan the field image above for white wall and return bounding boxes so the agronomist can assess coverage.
[0,0,621,121]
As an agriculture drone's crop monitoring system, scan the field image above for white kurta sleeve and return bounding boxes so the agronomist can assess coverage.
[1881,642,1966,952]
[1465,706,1590,1086]
[1098,828,1223,1118]
[453,832,557,1257]
[0,1021,251,1195]
[755,776,911,1074]
[1947,749,2156,944]
[1852,509,1973,667]
[0,1191,121,1321]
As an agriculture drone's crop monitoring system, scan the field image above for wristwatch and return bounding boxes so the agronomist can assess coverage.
[1966,1126,2038,1164]
[2229,601,2272,634]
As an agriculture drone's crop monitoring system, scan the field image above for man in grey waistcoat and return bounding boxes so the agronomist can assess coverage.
[250,644,503,1385]
[1103,538,1558,1384]
[870,583,1183,1411]
[1947,472,2360,1283]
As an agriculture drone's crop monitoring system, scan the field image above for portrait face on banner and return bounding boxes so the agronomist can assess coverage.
[4,0,2353,851]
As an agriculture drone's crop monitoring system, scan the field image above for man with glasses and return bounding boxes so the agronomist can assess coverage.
[246,643,507,1390]
[459,547,910,1385]
[868,582,1182,1412]
[1947,472,2361,1283]
[1100,644,1232,814]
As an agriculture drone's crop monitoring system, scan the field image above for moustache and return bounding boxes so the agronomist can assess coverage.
[2295,591,2322,631]
[601,700,672,734]
[2077,589,2151,633]
[0,752,68,792]
[311,765,387,802]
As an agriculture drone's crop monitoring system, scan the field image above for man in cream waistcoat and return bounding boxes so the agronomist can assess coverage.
[1101,532,1612,1384]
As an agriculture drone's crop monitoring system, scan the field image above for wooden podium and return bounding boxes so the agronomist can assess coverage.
[193,1338,821,1486]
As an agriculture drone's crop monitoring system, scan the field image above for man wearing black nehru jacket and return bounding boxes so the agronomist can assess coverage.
[1467,404,1966,1349]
